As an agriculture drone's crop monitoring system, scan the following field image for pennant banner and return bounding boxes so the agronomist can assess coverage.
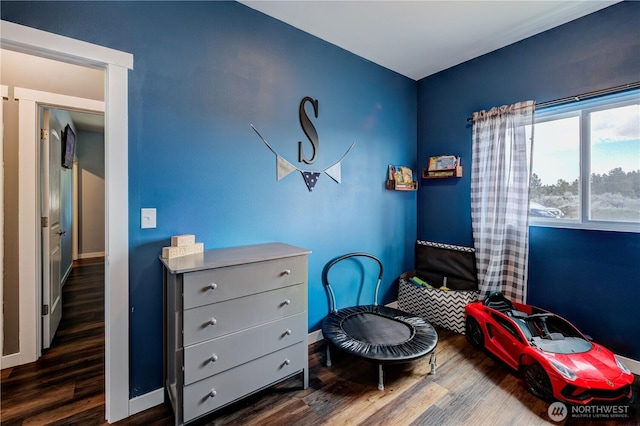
[324,162,341,184]
[302,171,321,191]
[276,155,297,180]
[251,124,355,192]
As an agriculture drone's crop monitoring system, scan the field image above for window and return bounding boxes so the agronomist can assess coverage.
[529,89,640,232]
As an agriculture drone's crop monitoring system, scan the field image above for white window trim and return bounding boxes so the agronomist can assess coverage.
[530,89,640,234]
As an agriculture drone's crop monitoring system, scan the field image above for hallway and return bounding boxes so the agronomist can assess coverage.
[1,258,106,424]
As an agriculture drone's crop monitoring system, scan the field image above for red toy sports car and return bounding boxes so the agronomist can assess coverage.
[465,292,634,405]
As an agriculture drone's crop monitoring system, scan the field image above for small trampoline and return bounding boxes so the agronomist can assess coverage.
[321,253,438,390]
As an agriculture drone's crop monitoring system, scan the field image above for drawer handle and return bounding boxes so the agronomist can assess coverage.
[210,354,218,362]
[283,269,291,275]
[284,359,291,366]
[209,283,217,290]
[285,329,292,336]
[283,299,291,306]
[209,317,217,326]
[209,389,217,398]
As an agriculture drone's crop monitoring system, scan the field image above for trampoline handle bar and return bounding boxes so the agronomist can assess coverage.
[327,285,337,312]
[323,252,384,310]
[373,278,382,306]
[324,252,384,280]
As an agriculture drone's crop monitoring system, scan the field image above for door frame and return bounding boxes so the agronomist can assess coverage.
[1,21,133,423]
[14,91,105,357]
[1,84,7,362]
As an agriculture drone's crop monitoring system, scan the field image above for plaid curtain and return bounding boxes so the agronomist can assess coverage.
[471,101,535,303]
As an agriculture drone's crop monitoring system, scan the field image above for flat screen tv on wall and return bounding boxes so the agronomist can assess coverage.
[62,124,76,169]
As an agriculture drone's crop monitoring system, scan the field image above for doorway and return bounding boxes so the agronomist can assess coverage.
[40,105,106,351]
[1,21,132,423]
[13,88,105,363]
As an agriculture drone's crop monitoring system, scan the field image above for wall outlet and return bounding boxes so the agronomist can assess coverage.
[141,208,156,229]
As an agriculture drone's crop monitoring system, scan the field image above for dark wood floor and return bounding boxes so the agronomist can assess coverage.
[1,259,637,425]
[1,257,107,425]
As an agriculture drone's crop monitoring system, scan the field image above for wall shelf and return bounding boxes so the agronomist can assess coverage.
[387,164,417,191]
[423,155,463,179]
[386,180,418,191]
[422,166,463,179]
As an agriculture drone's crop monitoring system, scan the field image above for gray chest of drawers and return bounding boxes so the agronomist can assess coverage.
[161,242,311,425]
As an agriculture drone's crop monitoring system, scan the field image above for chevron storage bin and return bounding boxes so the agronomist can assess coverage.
[398,272,478,334]
[397,240,480,335]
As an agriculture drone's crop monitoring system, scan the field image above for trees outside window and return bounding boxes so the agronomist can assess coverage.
[529,90,640,232]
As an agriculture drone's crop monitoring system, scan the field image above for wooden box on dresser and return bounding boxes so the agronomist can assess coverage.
[160,242,311,425]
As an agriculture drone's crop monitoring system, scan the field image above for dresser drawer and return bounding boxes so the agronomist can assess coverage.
[183,256,307,310]
[183,312,306,385]
[183,342,306,423]
[183,284,305,347]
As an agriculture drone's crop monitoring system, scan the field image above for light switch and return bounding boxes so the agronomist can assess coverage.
[141,208,156,229]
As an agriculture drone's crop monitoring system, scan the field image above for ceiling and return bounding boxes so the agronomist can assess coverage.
[239,0,621,80]
[54,1,624,133]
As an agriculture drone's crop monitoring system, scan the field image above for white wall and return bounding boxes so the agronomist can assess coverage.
[77,130,105,257]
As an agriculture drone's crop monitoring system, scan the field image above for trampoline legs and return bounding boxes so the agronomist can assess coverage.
[378,364,384,391]
[429,351,437,375]
[326,345,332,367]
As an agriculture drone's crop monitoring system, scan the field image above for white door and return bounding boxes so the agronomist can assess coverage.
[41,108,63,349]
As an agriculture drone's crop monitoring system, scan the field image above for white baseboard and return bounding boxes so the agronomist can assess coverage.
[129,387,164,416]
[61,263,72,286]
[1,352,20,369]
[308,329,324,344]
[78,251,105,259]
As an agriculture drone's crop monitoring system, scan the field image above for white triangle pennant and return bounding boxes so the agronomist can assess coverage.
[324,162,342,184]
[276,155,297,180]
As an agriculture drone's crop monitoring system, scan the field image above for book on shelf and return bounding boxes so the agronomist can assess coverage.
[427,155,458,172]
[423,155,462,178]
[389,164,414,184]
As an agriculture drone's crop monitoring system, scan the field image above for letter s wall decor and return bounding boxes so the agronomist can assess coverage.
[298,96,319,164]
[251,96,355,192]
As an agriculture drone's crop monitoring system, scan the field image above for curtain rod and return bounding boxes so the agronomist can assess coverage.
[466,81,640,122]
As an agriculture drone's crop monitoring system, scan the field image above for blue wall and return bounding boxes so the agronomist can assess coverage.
[417,1,640,360]
[2,2,417,397]
[4,0,639,400]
